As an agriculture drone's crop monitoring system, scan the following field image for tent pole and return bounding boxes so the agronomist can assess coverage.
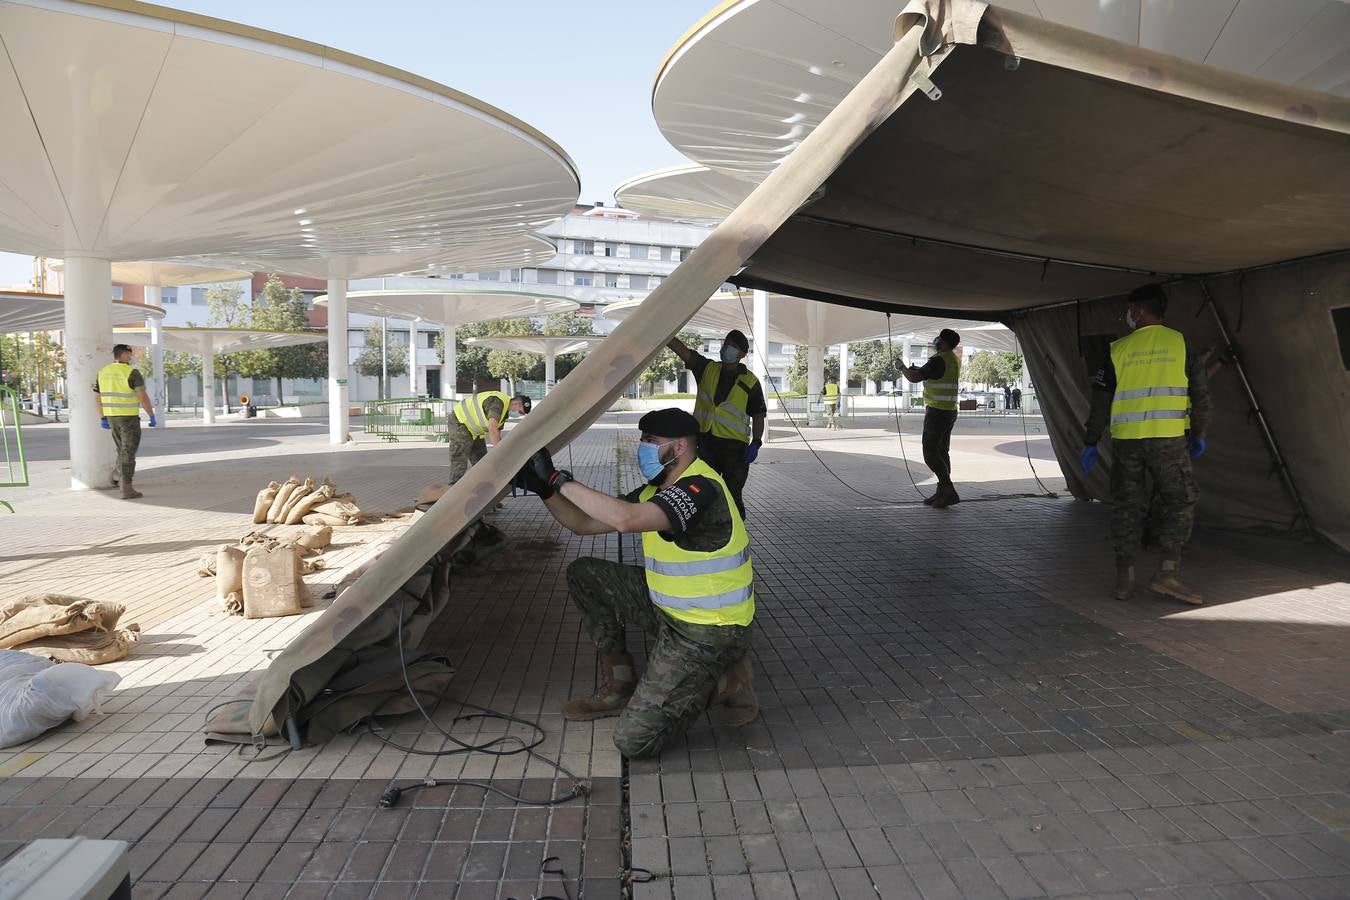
[1199,279,1310,534]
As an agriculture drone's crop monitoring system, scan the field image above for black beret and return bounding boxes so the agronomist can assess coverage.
[638,407,700,439]
[938,328,961,347]
[724,329,749,352]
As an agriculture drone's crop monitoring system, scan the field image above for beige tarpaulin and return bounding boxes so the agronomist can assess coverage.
[244,2,952,737]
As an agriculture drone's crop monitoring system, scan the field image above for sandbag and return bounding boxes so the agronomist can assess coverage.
[0,650,121,748]
[277,476,315,523]
[307,494,363,526]
[301,512,348,527]
[242,545,305,619]
[0,595,125,650]
[293,525,333,553]
[196,554,216,578]
[253,481,281,524]
[266,476,303,524]
[216,545,246,614]
[17,625,140,666]
[285,479,335,525]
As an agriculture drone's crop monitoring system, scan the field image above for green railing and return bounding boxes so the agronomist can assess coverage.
[362,397,449,442]
[0,386,28,512]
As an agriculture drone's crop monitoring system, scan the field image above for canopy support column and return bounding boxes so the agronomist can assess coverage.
[327,279,349,443]
[902,337,914,404]
[408,318,419,398]
[444,326,457,399]
[750,289,770,387]
[806,301,824,426]
[145,288,165,422]
[838,341,849,416]
[544,345,556,395]
[200,334,216,425]
[64,255,116,490]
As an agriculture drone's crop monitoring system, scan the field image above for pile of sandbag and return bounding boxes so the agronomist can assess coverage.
[0,594,141,665]
[253,476,364,527]
[199,524,334,619]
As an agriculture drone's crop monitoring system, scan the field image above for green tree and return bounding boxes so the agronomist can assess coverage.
[0,333,65,398]
[848,340,905,392]
[482,317,543,392]
[203,283,248,411]
[233,274,327,403]
[353,322,408,399]
[638,329,701,396]
[964,351,1023,389]
[785,347,840,394]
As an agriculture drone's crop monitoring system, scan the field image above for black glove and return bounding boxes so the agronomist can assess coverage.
[519,448,557,499]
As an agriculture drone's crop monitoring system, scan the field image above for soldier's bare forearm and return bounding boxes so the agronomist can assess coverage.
[543,492,614,535]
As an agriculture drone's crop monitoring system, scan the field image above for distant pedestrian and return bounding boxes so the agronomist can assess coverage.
[823,378,840,430]
[1011,387,1022,410]
[94,344,156,499]
[1003,384,1012,412]
[902,328,962,508]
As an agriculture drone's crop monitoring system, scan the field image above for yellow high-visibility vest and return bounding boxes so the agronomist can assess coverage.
[639,458,755,627]
[923,350,960,411]
[453,391,510,439]
[1109,325,1189,439]
[694,363,757,444]
[96,362,140,417]
[824,383,840,403]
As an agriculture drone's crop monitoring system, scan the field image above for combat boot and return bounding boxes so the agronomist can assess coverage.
[1114,561,1135,601]
[562,654,636,721]
[120,481,143,500]
[931,484,961,509]
[1151,556,1203,605]
[709,655,758,726]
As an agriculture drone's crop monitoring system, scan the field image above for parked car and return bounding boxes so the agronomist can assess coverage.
[960,391,999,410]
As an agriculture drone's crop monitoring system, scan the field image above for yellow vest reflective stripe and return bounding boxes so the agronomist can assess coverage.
[924,350,960,411]
[639,458,755,627]
[1109,325,1189,439]
[453,391,510,438]
[97,362,140,416]
[824,383,840,402]
[694,363,756,443]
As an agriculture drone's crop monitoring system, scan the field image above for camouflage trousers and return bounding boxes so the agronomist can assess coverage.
[698,434,750,518]
[108,416,141,485]
[566,557,752,758]
[1110,436,1197,561]
[446,421,486,484]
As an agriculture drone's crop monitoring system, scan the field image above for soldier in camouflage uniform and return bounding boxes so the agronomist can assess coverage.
[519,408,757,758]
[1081,285,1212,605]
[447,391,529,484]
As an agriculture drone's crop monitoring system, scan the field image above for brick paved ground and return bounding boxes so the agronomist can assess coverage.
[3,413,1349,898]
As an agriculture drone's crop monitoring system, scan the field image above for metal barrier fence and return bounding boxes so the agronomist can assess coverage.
[0,386,29,512]
[362,397,449,442]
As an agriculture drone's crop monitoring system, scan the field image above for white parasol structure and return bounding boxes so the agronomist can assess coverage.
[316,288,578,399]
[463,335,602,394]
[0,292,164,333]
[0,0,577,487]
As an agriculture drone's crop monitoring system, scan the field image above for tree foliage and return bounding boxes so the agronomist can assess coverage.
[484,318,542,390]
[785,346,840,394]
[638,330,702,396]
[848,340,905,392]
[543,311,597,381]
[354,322,408,398]
[0,333,65,396]
[239,275,327,401]
[964,351,1024,388]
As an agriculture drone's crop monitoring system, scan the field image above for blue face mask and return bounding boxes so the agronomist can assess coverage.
[637,440,674,480]
[720,345,741,364]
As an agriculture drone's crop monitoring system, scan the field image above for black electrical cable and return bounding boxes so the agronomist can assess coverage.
[374,584,589,810]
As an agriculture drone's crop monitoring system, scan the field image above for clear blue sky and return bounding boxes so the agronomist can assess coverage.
[0,0,712,288]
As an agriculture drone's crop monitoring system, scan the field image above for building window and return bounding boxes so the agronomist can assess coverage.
[670,248,683,262]
[574,240,594,255]
[521,269,538,283]
[617,275,630,289]
[110,285,124,300]
[477,271,499,282]
[191,287,208,305]
[422,332,437,349]
[628,244,648,260]
[604,246,615,257]
[161,287,178,304]
[508,269,522,283]
[648,246,662,260]
[349,329,366,348]
[604,274,619,288]
[616,245,631,259]
[573,273,594,287]
[537,269,558,284]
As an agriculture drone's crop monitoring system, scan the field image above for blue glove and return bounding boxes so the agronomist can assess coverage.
[100,417,110,430]
[1080,444,1099,474]
[744,440,762,464]
[1188,435,1206,458]
[148,414,158,428]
